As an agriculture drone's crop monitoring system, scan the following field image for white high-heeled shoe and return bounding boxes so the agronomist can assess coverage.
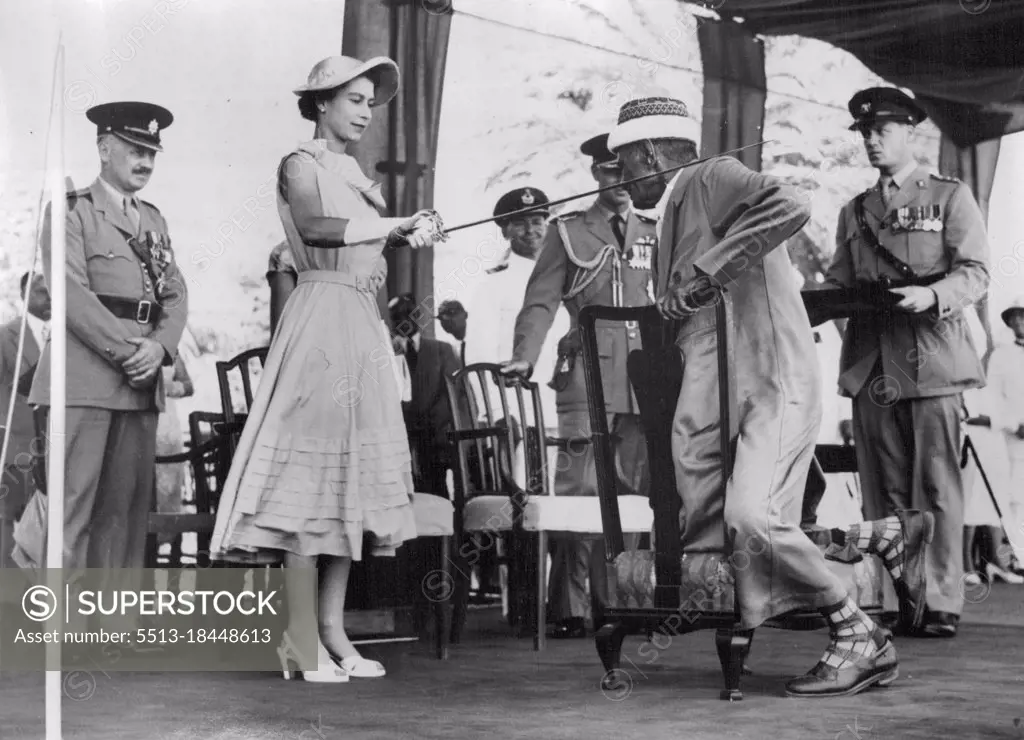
[338,654,386,678]
[986,562,1024,585]
[277,633,349,683]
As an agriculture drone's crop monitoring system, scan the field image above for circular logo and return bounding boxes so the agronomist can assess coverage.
[600,669,633,701]
[959,0,991,14]
[63,80,97,113]
[959,571,991,604]
[63,671,97,702]
[867,375,901,408]
[421,569,455,603]
[22,585,58,622]
[331,375,365,408]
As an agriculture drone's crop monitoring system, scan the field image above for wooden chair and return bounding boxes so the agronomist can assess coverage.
[445,363,654,650]
[215,347,268,453]
[146,432,232,569]
[579,301,885,701]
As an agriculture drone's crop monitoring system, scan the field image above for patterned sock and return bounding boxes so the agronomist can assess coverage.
[833,516,905,580]
[816,598,878,670]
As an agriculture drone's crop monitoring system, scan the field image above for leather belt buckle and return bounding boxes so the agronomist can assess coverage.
[135,300,152,324]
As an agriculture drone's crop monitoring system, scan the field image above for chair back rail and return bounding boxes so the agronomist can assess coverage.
[215,346,269,424]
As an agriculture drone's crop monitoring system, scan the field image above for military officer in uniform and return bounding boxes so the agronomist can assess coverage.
[826,87,989,638]
[500,133,656,638]
[30,101,189,606]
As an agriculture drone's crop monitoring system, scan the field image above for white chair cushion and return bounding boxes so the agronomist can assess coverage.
[462,495,652,534]
[412,492,454,537]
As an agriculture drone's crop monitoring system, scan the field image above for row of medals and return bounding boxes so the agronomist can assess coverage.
[888,205,943,233]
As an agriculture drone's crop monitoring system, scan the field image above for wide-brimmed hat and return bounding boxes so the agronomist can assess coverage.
[607,97,700,153]
[1001,296,1024,326]
[293,55,400,107]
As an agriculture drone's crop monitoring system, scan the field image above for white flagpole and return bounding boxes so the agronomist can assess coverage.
[45,36,67,740]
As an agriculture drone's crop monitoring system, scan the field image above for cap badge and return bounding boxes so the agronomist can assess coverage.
[860,102,872,114]
[521,189,535,205]
[148,119,159,135]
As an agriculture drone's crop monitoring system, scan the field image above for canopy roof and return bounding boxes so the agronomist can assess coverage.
[689,0,1024,148]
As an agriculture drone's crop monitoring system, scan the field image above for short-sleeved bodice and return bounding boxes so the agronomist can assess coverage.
[277,140,389,291]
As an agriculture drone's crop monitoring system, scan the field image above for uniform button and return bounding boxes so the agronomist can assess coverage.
[105,348,113,355]
[107,252,115,259]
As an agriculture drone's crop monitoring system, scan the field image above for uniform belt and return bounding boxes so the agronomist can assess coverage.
[96,295,162,325]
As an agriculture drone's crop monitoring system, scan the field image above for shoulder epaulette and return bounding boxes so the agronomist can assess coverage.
[139,199,161,213]
[930,173,961,184]
[65,188,90,209]
[552,208,585,222]
[635,212,657,224]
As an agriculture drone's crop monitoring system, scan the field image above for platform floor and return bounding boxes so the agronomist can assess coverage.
[1,584,1022,740]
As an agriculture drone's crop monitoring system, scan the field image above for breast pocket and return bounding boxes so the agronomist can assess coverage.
[85,247,140,295]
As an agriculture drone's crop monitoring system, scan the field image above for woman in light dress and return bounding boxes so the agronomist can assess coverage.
[210,55,444,683]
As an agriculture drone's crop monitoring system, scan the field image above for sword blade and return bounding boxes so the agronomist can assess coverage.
[443,140,774,235]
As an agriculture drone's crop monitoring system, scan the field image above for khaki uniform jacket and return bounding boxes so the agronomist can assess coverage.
[512,200,658,415]
[29,178,189,412]
[826,166,989,399]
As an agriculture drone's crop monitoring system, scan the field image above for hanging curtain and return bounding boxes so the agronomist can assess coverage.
[697,17,767,171]
[342,0,453,335]
[938,134,1002,353]
[681,0,1024,148]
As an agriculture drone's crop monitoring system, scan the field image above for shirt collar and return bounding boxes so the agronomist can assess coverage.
[595,201,631,224]
[881,160,919,191]
[24,312,47,348]
[98,176,138,210]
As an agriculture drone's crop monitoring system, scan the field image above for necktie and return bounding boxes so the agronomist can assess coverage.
[460,341,467,367]
[879,178,896,211]
[610,214,626,249]
[405,340,418,373]
[124,197,140,233]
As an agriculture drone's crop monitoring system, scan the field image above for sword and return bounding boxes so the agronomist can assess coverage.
[441,140,774,235]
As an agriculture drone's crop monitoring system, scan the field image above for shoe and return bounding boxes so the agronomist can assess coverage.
[919,611,959,639]
[277,633,349,683]
[785,629,898,698]
[985,563,1024,585]
[964,572,983,587]
[338,655,386,678]
[893,509,935,633]
[550,617,587,639]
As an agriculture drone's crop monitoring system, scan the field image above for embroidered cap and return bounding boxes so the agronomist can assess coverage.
[87,101,173,152]
[848,87,927,131]
[292,55,400,108]
[607,97,700,152]
[493,187,550,225]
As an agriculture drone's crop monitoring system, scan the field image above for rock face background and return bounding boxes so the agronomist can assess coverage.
[0,0,969,428]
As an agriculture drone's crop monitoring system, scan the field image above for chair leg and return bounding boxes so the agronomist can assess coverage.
[434,536,452,660]
[715,627,754,701]
[534,530,547,651]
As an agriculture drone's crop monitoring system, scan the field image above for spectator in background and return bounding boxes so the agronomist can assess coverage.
[267,240,298,338]
[983,297,1024,573]
[436,299,469,367]
[0,272,50,578]
[389,293,467,498]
